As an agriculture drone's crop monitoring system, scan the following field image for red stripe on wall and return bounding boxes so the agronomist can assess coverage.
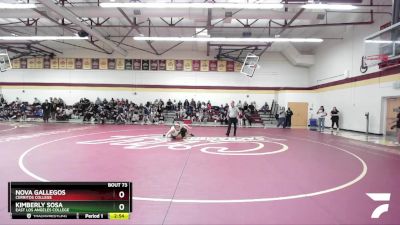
[0,66,399,91]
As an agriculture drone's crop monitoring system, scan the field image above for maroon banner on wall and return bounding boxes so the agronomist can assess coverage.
[75,58,83,69]
[142,59,150,70]
[125,59,132,70]
[150,60,158,70]
[175,60,183,71]
[192,60,200,71]
[226,61,234,72]
[133,59,141,70]
[209,60,217,71]
[108,59,116,70]
[158,60,166,70]
[43,58,51,69]
[91,58,99,69]
[20,58,27,69]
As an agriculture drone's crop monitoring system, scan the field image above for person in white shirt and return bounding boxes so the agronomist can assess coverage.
[226,101,240,136]
[164,121,194,139]
[316,106,327,132]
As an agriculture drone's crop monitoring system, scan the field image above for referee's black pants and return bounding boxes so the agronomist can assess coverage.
[226,117,238,136]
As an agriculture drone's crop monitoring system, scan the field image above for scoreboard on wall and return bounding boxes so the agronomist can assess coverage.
[8,182,132,220]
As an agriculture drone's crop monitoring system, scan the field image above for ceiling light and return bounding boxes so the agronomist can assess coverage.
[302,4,357,10]
[0,3,36,8]
[0,36,89,41]
[100,2,283,9]
[365,40,399,44]
[133,36,323,43]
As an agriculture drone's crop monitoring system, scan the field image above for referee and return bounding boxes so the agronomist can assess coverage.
[226,101,240,137]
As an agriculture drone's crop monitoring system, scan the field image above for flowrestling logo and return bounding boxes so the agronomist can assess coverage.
[76,135,289,156]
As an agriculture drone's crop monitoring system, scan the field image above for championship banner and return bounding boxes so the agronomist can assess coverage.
[43,58,51,69]
[166,59,175,71]
[141,59,149,70]
[124,59,132,70]
[66,58,75,69]
[20,58,27,69]
[116,58,125,70]
[82,58,91,70]
[200,60,209,72]
[50,58,58,69]
[27,58,36,69]
[183,60,192,71]
[192,60,200,71]
[35,57,44,69]
[58,58,67,69]
[150,60,158,70]
[108,58,116,70]
[12,59,20,69]
[234,61,242,72]
[226,61,234,72]
[75,58,83,69]
[99,58,108,70]
[209,60,217,71]
[175,60,183,71]
[91,58,99,69]
[159,60,166,70]
[11,57,242,73]
[133,59,141,70]
[217,60,226,72]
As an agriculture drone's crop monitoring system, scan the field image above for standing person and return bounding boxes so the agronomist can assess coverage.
[390,107,400,144]
[331,107,340,133]
[286,107,293,128]
[317,106,327,132]
[277,107,286,128]
[226,101,239,137]
[41,99,51,123]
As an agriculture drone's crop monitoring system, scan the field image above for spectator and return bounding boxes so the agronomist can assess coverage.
[286,107,293,128]
[391,107,400,144]
[166,99,173,110]
[95,97,101,105]
[331,107,340,132]
[42,99,51,123]
[317,106,327,132]
[237,100,243,110]
[184,99,189,110]
[277,107,286,128]
[261,102,269,114]
[33,97,41,106]
[243,109,252,127]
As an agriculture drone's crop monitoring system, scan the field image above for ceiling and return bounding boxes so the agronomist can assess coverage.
[0,0,393,61]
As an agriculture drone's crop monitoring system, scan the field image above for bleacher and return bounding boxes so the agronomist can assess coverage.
[259,100,278,126]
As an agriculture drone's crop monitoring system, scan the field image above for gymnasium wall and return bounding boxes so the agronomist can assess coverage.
[0,51,309,108]
[308,14,399,134]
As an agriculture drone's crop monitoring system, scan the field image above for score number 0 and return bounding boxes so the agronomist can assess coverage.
[119,191,125,211]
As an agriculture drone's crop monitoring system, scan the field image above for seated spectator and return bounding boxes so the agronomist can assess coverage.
[260,102,269,114]
[243,109,252,127]
[237,100,243,110]
[166,99,173,110]
[249,103,255,113]
[33,97,41,106]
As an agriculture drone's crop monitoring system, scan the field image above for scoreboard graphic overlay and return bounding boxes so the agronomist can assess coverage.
[8,182,132,220]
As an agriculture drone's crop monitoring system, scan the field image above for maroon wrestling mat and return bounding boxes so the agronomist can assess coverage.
[0,123,399,224]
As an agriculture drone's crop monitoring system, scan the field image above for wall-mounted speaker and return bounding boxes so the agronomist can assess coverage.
[78,30,89,37]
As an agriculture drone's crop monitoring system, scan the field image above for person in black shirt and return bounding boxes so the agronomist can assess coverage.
[41,99,51,123]
[391,108,400,144]
[331,107,340,132]
[285,108,293,128]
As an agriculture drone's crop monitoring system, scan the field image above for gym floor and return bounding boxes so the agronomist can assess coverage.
[1,122,400,224]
